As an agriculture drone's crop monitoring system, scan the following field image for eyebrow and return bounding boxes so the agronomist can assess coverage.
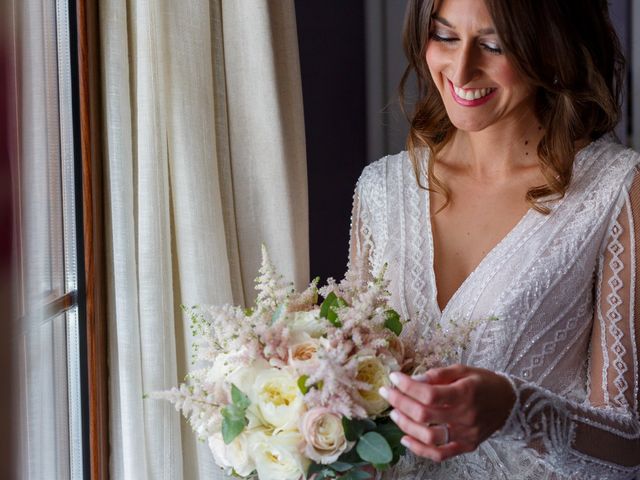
[432,14,496,35]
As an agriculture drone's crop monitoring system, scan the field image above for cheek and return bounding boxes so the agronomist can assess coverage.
[425,43,445,87]
[489,61,528,93]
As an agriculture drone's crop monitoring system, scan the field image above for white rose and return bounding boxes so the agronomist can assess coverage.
[354,356,391,416]
[208,432,256,477]
[225,358,270,398]
[251,430,309,480]
[253,368,305,430]
[289,309,327,339]
[300,408,352,464]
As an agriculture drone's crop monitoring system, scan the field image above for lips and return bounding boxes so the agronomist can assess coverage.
[448,80,497,106]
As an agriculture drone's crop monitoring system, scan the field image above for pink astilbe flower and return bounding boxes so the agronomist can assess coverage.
[255,244,295,312]
[148,382,225,440]
[286,277,320,313]
[300,343,369,419]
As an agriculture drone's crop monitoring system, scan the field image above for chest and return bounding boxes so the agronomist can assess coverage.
[429,182,535,312]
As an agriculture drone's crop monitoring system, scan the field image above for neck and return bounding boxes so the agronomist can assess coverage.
[445,111,544,181]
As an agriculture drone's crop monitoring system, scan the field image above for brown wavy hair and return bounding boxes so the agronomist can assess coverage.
[400,0,626,213]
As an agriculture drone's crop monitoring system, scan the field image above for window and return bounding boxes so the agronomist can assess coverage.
[11,0,90,477]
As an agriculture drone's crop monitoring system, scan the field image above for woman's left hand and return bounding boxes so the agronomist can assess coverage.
[379,364,516,462]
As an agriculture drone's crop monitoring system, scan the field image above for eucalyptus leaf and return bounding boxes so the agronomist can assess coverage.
[231,384,250,410]
[342,417,376,442]
[341,469,373,480]
[221,414,247,444]
[375,421,404,447]
[328,461,353,472]
[356,432,393,464]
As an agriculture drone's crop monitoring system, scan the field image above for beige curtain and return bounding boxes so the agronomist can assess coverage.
[99,1,309,478]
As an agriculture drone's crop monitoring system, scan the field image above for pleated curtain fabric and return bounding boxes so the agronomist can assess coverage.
[99,1,309,478]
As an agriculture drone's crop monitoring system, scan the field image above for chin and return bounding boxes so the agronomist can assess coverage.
[447,116,491,132]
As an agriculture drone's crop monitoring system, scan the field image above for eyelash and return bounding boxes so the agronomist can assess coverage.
[430,33,503,55]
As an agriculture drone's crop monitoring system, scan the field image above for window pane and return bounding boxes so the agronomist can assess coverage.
[17,0,65,316]
[66,307,84,480]
[18,311,71,478]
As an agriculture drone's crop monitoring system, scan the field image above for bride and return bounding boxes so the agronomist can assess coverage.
[350,0,640,478]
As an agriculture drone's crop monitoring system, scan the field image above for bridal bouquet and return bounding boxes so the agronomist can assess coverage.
[151,247,480,480]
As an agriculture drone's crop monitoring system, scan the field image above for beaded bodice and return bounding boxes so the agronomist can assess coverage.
[348,137,640,479]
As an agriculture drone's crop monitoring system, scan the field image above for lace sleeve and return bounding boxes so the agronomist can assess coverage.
[496,166,640,479]
[347,175,376,284]
[347,161,387,284]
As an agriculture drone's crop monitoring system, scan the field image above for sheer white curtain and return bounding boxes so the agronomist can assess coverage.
[99,1,309,479]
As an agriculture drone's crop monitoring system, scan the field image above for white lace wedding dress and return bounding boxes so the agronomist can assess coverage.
[348,136,640,479]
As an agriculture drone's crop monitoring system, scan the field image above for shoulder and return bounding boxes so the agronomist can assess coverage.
[575,135,640,195]
[355,150,418,194]
[584,135,640,172]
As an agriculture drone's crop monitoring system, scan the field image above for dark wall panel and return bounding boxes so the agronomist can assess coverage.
[295,1,368,282]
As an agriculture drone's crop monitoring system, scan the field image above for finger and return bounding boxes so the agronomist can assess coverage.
[425,364,469,385]
[380,385,432,423]
[389,409,449,446]
[389,372,466,407]
[380,387,458,423]
[400,435,469,463]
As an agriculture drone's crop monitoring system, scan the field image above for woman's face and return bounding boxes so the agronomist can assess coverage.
[425,0,535,132]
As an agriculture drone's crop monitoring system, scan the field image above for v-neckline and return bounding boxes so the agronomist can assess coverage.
[421,137,603,319]
[424,186,534,318]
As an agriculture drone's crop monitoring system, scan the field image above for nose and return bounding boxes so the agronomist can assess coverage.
[450,44,479,87]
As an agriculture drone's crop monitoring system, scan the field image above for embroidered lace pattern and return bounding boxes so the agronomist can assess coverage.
[348,138,640,479]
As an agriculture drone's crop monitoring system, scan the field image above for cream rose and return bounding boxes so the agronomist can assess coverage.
[288,339,321,369]
[354,356,391,415]
[253,368,305,430]
[251,430,310,480]
[300,407,352,464]
[208,432,256,477]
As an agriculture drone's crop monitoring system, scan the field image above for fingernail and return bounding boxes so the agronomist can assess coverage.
[390,410,399,422]
[411,372,431,382]
[400,436,410,447]
[378,387,389,400]
[389,372,401,386]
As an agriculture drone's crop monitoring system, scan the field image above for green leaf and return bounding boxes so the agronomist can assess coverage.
[307,462,326,477]
[383,310,402,335]
[356,432,393,464]
[375,421,404,448]
[231,384,250,410]
[342,417,377,442]
[319,292,343,327]
[316,470,337,480]
[244,307,254,316]
[336,447,362,464]
[221,385,250,444]
[328,461,353,472]
[298,375,310,394]
[374,420,406,463]
[340,469,373,480]
[320,292,337,318]
[221,413,247,444]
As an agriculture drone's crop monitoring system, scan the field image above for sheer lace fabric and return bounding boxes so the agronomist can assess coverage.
[348,138,640,479]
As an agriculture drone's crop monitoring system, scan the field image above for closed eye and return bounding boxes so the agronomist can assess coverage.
[481,43,503,55]
[431,33,458,43]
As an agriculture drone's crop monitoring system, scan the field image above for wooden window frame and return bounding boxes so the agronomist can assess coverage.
[76,0,108,477]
